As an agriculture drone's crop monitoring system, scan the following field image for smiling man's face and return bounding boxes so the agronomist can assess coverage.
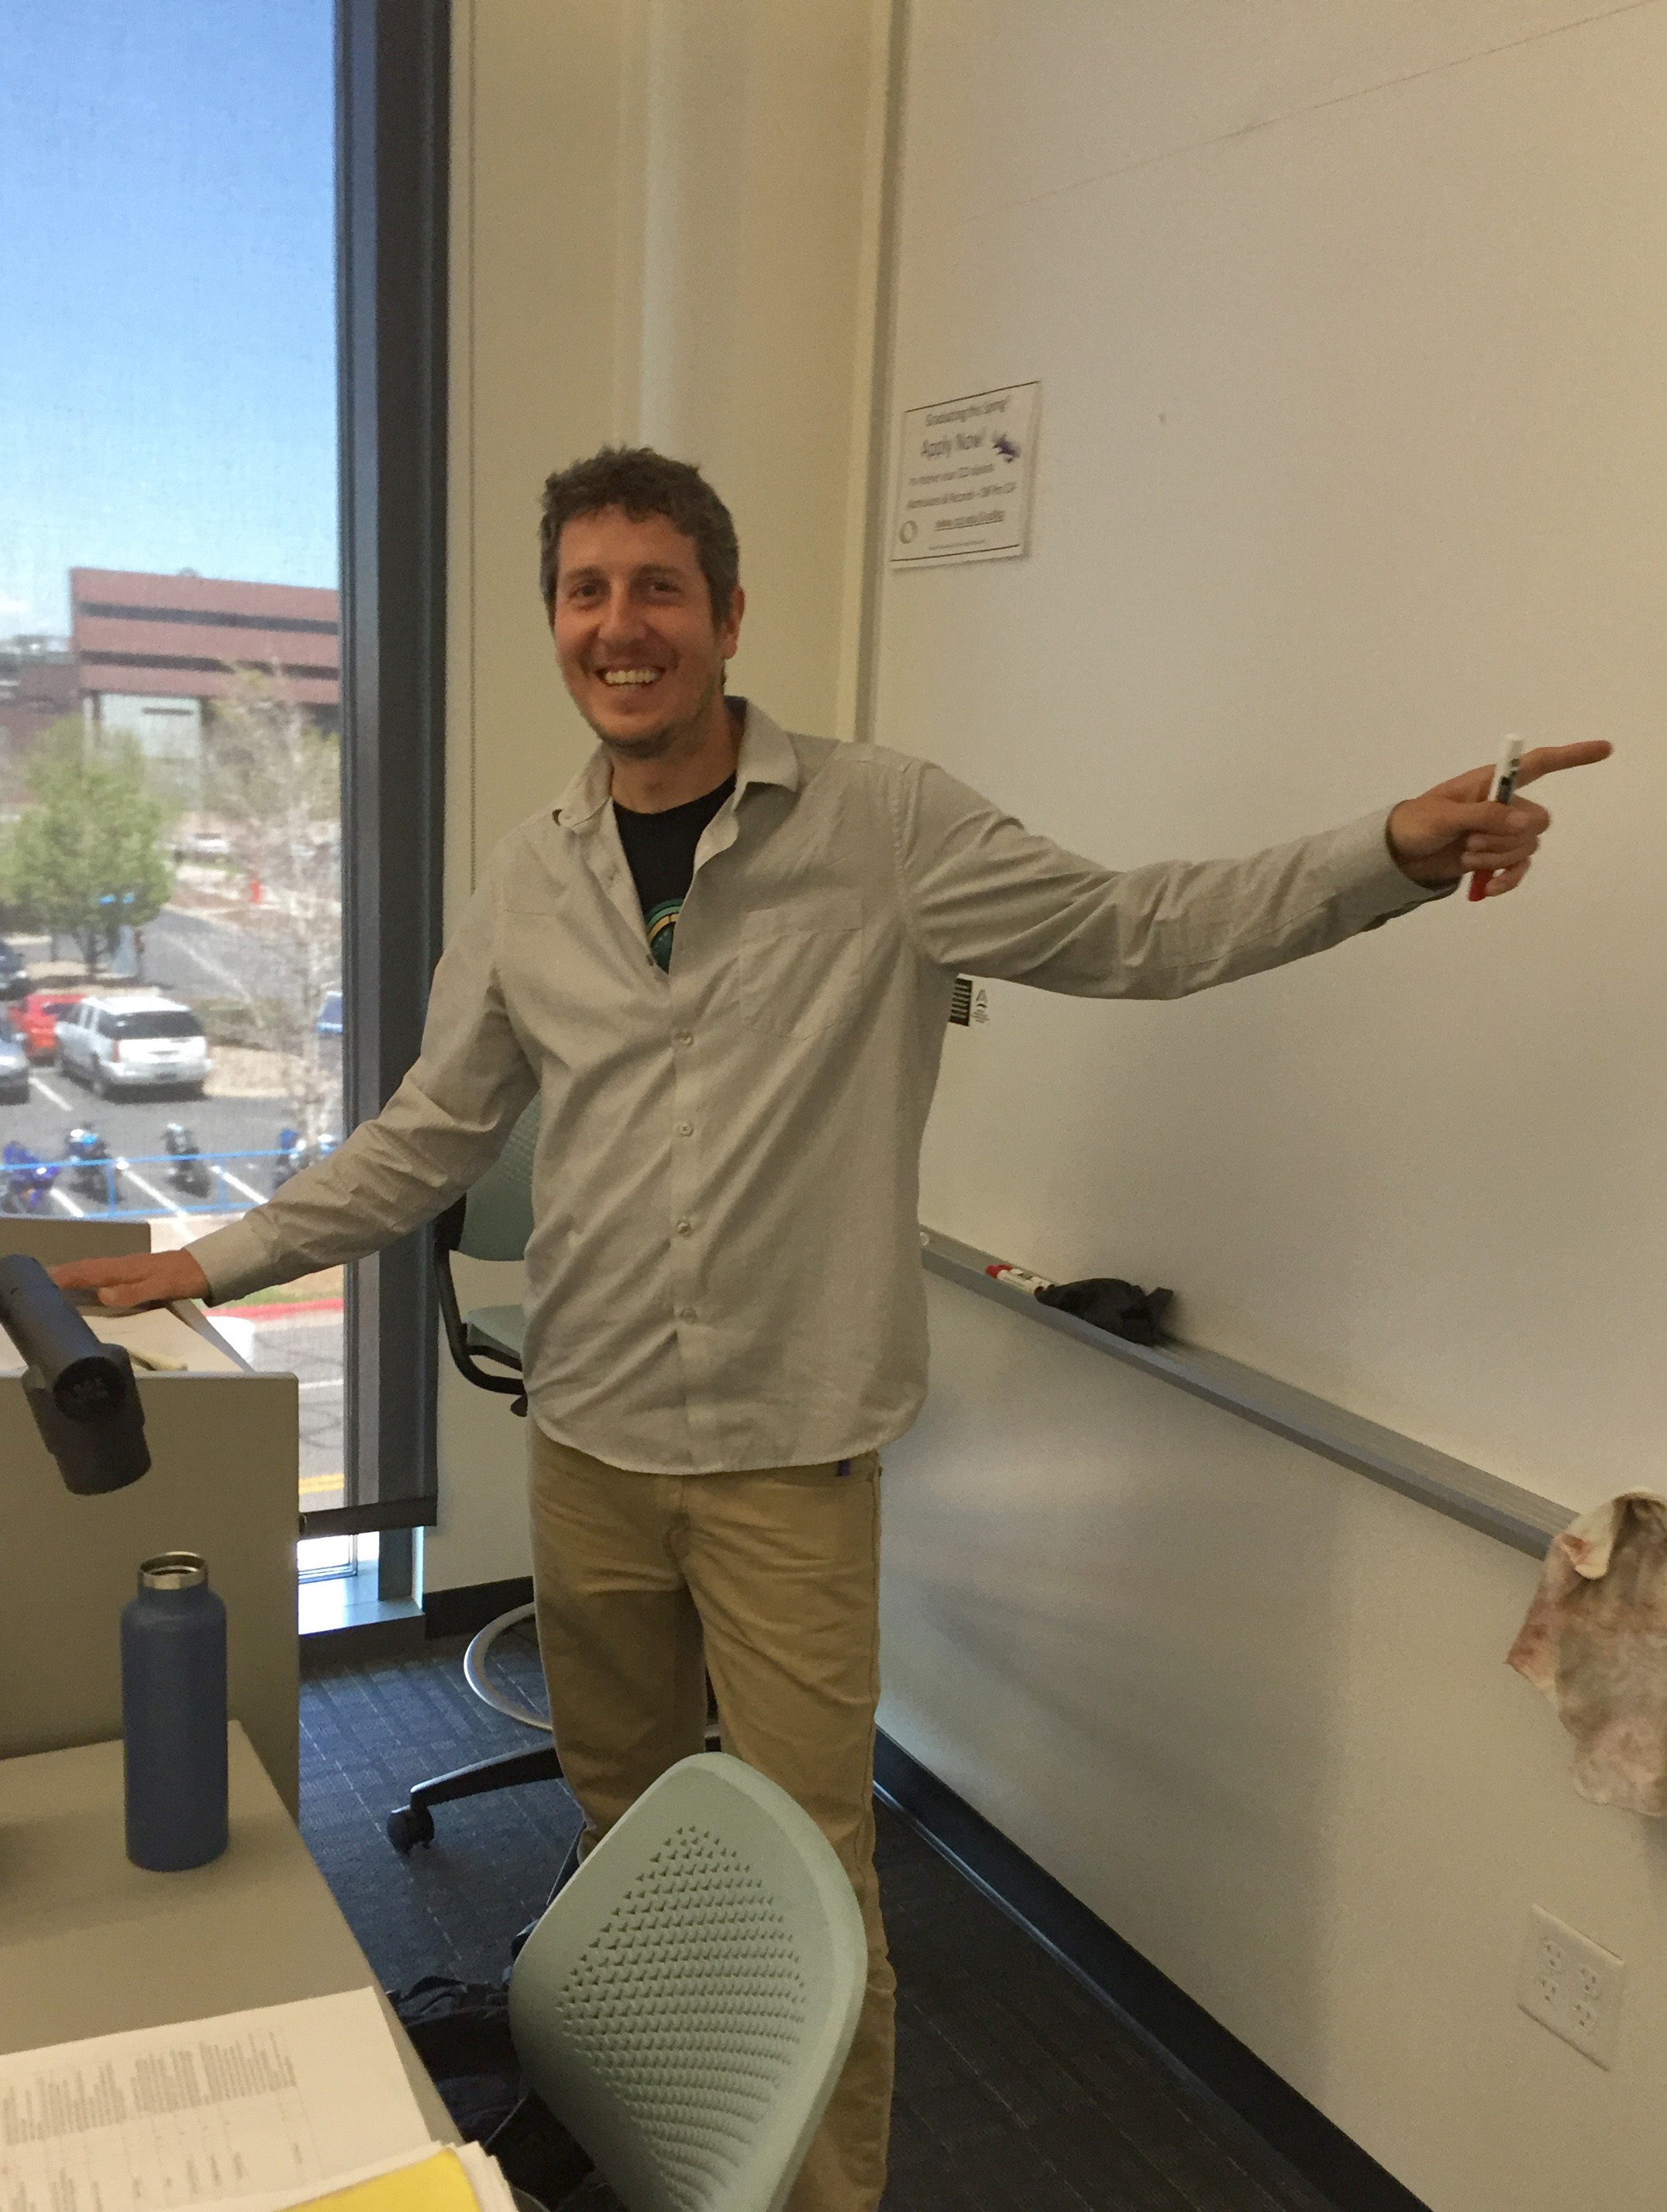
[550,506,743,762]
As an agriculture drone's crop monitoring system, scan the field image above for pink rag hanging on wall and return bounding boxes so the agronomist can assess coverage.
[1508,1491,1667,1817]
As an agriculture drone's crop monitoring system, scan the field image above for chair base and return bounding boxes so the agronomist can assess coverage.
[387,1743,566,1853]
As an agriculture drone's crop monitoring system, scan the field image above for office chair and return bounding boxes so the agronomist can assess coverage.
[386,1103,563,1854]
[508,1753,867,2212]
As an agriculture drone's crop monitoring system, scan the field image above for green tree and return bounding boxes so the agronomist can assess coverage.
[0,720,174,973]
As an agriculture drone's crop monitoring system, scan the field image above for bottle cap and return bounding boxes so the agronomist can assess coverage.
[139,1551,207,1592]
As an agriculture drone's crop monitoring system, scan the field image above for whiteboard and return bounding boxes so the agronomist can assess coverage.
[873,3,1665,1512]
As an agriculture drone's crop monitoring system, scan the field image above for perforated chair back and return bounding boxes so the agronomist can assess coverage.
[458,1100,539,1260]
[508,1753,868,2212]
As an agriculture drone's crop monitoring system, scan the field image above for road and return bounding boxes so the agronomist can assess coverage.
[19,903,316,1015]
[142,904,305,1006]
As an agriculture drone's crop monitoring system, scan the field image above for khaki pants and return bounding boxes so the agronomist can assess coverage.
[526,1426,894,2212]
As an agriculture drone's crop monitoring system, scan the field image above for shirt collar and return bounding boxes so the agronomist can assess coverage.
[553,697,800,830]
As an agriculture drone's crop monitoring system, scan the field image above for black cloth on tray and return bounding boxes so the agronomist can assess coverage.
[1035,1276,1173,1347]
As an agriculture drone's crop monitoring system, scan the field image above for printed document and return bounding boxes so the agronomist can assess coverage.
[0,1988,435,2212]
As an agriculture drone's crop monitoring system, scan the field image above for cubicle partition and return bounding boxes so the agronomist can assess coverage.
[0,1222,301,1811]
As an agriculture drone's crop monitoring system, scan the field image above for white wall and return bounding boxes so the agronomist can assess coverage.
[428,15,1667,2197]
[426,0,893,1591]
[630,0,891,738]
[870,7,1667,2205]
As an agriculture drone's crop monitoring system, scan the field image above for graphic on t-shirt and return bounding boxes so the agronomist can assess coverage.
[645,900,681,972]
[613,767,736,978]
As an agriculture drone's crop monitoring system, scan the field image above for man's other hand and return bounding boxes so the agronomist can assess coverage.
[48,1250,212,1310]
[1387,740,1613,896]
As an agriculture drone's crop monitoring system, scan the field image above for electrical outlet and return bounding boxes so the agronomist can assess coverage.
[1517,1907,1624,2066]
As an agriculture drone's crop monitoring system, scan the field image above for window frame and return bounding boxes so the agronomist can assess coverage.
[303,0,449,1542]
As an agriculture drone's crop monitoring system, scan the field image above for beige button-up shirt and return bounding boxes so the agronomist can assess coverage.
[191,704,1445,1472]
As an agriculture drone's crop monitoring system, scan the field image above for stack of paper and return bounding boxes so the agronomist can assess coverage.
[0,1988,515,2212]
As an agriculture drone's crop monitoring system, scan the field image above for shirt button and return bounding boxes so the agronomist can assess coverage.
[676,1217,693,1236]
[676,1030,694,1047]
[679,1306,697,1322]
[677,1121,694,1137]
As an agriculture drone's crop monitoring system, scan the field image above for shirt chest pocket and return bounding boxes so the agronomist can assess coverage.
[739,896,863,1040]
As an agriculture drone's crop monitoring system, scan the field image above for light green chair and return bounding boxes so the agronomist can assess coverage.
[508,1752,869,2212]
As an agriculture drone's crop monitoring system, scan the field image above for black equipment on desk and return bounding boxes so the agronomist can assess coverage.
[0,1253,150,1491]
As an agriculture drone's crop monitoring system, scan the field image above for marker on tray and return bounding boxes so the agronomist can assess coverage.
[1468,732,1526,902]
[985,1261,1054,1297]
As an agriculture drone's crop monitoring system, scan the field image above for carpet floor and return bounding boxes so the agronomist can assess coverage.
[300,1627,1328,2212]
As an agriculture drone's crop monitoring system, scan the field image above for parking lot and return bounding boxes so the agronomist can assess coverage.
[0,908,347,1511]
[1,1067,311,1213]
[0,901,337,1220]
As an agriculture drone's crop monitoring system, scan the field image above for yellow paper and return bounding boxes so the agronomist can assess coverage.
[298,2149,483,2212]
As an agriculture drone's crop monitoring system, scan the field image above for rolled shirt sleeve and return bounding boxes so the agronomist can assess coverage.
[187,862,538,1304]
[886,755,1451,999]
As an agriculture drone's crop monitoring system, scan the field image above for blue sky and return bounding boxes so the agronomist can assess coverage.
[0,1,339,635]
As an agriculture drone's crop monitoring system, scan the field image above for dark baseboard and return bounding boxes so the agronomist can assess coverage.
[300,1612,426,1669]
[422,1574,534,1641]
[873,1732,1428,2212]
[298,1564,425,1670]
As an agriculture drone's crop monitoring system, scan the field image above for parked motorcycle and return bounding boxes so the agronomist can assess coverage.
[163,1122,214,1200]
[270,1125,305,1192]
[1,1140,60,1216]
[270,1127,339,1192]
[63,1126,123,1208]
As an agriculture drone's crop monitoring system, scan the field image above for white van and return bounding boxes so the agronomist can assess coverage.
[57,993,212,1099]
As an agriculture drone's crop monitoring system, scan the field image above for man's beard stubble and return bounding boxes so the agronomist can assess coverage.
[589,669,730,765]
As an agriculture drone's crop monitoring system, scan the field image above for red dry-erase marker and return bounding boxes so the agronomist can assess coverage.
[1468,733,1526,902]
[985,1261,1054,1295]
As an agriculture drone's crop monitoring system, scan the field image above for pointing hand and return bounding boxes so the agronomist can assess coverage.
[1386,741,1613,896]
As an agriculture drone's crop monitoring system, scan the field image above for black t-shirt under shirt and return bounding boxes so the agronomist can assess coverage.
[613,774,737,972]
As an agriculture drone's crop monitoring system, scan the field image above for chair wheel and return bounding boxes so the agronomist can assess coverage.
[387,1803,435,1853]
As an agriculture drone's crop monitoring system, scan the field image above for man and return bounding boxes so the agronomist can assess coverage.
[57,447,1609,2212]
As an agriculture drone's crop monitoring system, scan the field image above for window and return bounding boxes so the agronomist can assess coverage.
[1,2,448,1564]
[108,1012,205,1041]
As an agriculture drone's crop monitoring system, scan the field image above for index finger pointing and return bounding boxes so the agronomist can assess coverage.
[1515,740,1614,786]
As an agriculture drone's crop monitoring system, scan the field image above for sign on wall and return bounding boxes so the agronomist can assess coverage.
[890,381,1039,568]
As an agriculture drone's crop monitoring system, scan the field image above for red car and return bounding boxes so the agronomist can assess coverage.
[13,989,85,1063]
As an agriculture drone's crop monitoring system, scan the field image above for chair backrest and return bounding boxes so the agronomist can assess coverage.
[459,1101,539,1261]
[508,1753,868,2212]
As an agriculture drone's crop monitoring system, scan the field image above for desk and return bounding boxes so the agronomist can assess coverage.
[0,1722,453,2140]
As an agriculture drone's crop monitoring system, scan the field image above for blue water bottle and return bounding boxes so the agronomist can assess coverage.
[121,1551,229,1871]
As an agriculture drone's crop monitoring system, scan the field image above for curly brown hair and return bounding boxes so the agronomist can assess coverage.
[538,446,740,627]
